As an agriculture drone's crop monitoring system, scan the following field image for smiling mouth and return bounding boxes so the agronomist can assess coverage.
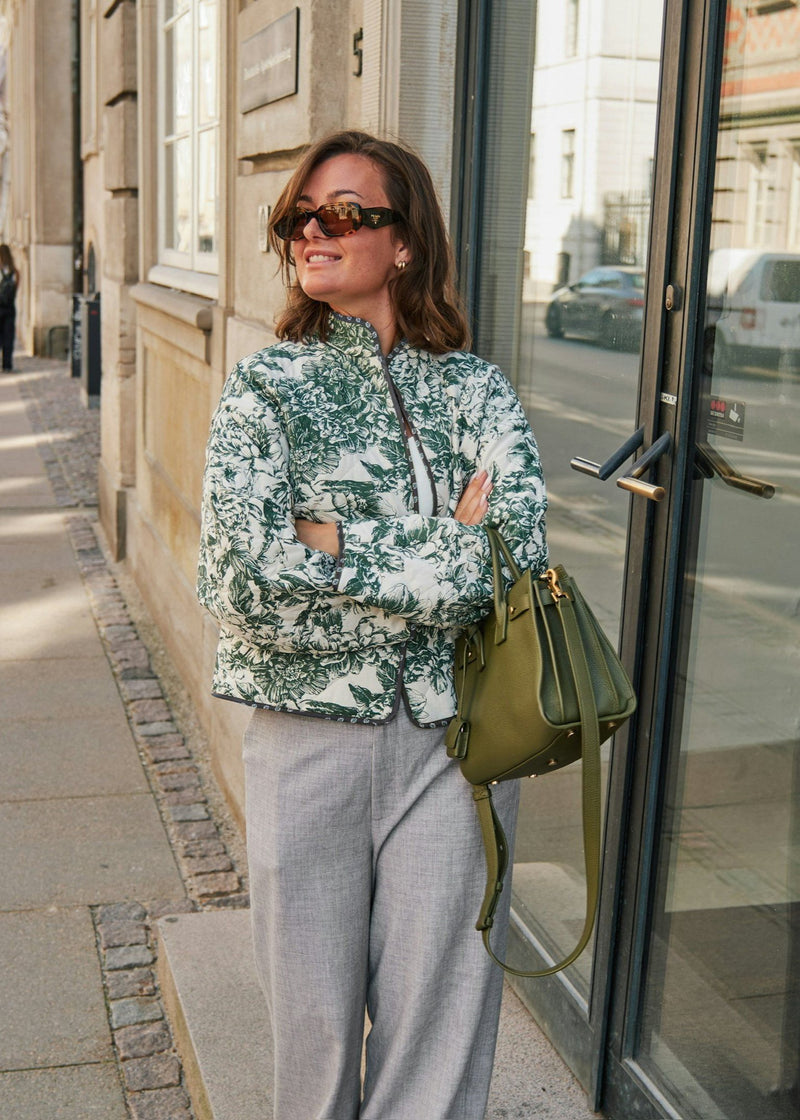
[305,253,341,263]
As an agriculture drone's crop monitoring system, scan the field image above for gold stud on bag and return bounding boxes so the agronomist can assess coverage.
[445,527,636,977]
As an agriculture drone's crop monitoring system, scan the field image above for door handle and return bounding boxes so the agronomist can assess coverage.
[695,442,775,499]
[570,426,645,480]
[570,426,670,501]
[616,432,671,501]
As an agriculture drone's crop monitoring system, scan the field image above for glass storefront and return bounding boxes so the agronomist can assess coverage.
[637,3,800,1114]
[457,0,799,1113]
[512,0,664,999]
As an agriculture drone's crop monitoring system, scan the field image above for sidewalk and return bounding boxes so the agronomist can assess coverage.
[0,356,597,1120]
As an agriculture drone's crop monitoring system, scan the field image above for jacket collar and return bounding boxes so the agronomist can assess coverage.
[325,311,408,363]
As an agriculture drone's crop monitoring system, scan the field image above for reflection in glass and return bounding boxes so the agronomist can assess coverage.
[165,137,191,254]
[511,0,664,997]
[164,11,192,138]
[198,0,218,126]
[638,3,800,1115]
[197,128,217,255]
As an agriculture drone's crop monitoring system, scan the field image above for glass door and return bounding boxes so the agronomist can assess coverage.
[617,1,800,1115]
[453,0,668,1094]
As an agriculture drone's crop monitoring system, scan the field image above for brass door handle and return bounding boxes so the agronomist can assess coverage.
[570,426,644,480]
[695,442,775,499]
[616,432,672,502]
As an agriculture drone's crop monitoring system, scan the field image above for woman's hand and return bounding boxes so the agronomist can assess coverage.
[295,519,340,557]
[453,470,493,525]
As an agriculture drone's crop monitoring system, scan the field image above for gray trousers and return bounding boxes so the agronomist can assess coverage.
[243,706,520,1120]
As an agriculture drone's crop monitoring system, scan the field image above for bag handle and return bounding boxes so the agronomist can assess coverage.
[486,527,521,645]
[473,585,603,978]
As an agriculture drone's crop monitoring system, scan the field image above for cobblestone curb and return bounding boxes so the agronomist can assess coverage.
[92,901,194,1120]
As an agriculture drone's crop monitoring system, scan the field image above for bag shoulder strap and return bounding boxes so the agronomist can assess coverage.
[473,588,603,978]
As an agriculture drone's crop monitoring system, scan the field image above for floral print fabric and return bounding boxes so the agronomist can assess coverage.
[197,313,547,725]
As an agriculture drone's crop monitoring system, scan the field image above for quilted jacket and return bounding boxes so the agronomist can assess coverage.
[197,312,547,725]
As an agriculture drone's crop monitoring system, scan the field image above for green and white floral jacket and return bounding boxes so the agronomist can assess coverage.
[197,313,547,726]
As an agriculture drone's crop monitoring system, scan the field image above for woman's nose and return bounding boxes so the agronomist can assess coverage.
[302,214,325,239]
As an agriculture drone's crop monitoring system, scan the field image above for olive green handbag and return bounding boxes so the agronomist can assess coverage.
[444,527,636,977]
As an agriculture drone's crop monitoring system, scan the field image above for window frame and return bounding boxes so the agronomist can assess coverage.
[156,0,220,281]
[561,127,576,198]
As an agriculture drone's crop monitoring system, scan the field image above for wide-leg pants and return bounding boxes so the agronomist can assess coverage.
[243,706,520,1120]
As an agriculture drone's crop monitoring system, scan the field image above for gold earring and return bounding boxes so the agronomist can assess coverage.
[396,260,407,271]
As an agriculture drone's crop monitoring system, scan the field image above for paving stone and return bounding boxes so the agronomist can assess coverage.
[0,908,113,1069]
[130,699,173,724]
[127,1086,192,1120]
[111,646,151,673]
[192,872,240,898]
[170,803,209,822]
[0,1063,128,1119]
[97,902,148,924]
[109,996,164,1029]
[174,820,218,841]
[106,967,156,1000]
[157,771,201,792]
[114,1021,172,1060]
[122,1053,182,1092]
[98,920,149,949]
[146,743,190,761]
[163,788,205,806]
[105,944,155,970]
[121,679,163,700]
[181,838,226,859]
[153,759,195,777]
[105,625,138,643]
[183,853,234,875]
[137,721,179,737]
[3,795,183,907]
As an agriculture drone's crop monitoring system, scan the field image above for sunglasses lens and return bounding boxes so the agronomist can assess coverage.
[275,210,307,240]
[317,203,361,236]
[275,202,369,240]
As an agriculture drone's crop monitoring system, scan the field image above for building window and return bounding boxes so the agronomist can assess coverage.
[561,129,576,198]
[528,134,536,198]
[565,0,579,58]
[789,144,800,249]
[745,142,772,246]
[159,0,219,274]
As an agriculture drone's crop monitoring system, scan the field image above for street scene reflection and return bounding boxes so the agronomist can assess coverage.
[509,0,662,995]
[507,14,799,1112]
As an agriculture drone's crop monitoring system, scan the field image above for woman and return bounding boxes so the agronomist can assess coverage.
[0,244,19,372]
[198,131,547,1119]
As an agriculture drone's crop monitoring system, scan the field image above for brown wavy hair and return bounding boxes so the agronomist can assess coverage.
[269,131,470,354]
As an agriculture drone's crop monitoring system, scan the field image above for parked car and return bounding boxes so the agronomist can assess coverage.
[545,266,645,349]
[704,250,800,375]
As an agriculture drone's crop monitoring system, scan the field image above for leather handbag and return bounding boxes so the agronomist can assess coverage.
[444,527,636,977]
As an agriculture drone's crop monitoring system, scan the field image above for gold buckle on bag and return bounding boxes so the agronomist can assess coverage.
[544,568,569,604]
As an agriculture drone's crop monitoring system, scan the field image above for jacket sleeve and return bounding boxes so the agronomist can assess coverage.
[196,364,410,652]
[333,363,547,630]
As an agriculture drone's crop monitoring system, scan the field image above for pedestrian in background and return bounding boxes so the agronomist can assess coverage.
[197,130,547,1120]
[0,243,19,372]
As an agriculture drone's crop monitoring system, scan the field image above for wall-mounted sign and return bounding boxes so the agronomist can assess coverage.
[241,8,299,114]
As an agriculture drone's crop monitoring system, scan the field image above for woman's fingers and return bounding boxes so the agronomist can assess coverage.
[453,470,493,525]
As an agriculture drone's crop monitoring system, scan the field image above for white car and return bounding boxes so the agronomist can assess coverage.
[705,250,800,375]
